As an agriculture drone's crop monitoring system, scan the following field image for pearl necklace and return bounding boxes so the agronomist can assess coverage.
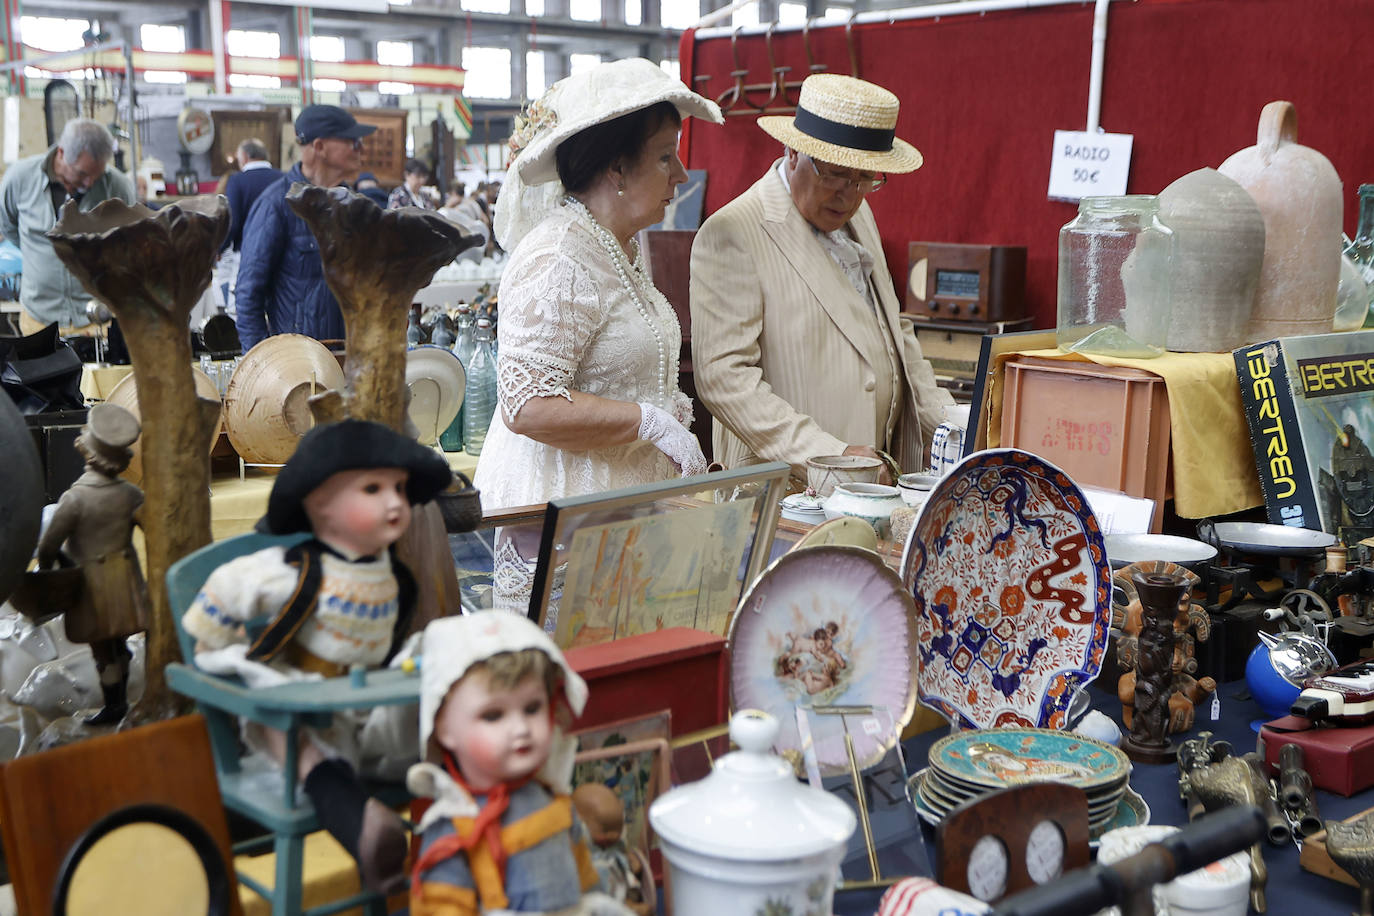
[563,196,676,405]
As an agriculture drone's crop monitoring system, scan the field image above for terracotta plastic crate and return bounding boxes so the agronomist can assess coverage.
[999,356,1172,532]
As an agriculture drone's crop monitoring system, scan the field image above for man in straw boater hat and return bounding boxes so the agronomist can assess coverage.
[689,74,954,484]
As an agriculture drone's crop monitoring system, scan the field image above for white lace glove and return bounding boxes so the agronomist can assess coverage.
[638,401,707,477]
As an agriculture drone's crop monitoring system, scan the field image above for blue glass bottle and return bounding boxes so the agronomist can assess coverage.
[463,318,497,456]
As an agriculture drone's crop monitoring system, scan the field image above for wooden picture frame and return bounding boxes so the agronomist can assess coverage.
[209,107,293,175]
[572,736,673,896]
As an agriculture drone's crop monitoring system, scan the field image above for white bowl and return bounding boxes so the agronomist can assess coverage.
[897,472,939,507]
[823,482,905,538]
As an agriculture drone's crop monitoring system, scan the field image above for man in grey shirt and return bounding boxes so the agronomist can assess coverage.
[0,118,135,334]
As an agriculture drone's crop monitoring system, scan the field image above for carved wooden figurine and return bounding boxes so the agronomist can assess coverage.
[1115,561,1216,734]
[1120,571,1185,764]
[34,404,149,725]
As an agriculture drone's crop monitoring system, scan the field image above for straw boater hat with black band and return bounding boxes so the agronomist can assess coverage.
[494,57,723,250]
[758,73,923,174]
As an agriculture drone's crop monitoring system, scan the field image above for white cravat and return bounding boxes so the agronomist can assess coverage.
[776,161,876,303]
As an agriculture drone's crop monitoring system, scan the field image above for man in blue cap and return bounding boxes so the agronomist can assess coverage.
[234,105,377,350]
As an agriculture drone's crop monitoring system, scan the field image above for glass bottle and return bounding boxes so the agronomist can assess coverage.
[441,304,476,452]
[463,318,497,456]
[1057,195,1174,358]
[1343,184,1374,323]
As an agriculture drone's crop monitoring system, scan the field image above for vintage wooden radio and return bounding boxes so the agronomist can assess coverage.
[905,242,1027,322]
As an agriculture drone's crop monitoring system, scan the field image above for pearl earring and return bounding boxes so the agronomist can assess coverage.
[617,186,625,197]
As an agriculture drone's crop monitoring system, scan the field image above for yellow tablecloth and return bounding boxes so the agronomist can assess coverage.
[987,348,1263,519]
[210,450,479,540]
[80,364,133,401]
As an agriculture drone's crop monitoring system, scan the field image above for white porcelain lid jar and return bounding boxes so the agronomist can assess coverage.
[649,709,856,861]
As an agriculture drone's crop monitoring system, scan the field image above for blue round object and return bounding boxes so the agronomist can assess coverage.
[1245,641,1303,719]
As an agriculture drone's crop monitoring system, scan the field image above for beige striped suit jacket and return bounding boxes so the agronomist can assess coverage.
[690,162,954,481]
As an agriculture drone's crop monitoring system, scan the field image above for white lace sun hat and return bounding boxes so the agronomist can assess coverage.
[511,57,722,186]
[495,57,722,250]
[758,73,923,174]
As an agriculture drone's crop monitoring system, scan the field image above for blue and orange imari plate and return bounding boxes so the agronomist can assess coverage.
[900,449,1111,730]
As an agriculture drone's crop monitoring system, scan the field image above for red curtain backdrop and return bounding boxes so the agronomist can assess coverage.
[681,0,1374,330]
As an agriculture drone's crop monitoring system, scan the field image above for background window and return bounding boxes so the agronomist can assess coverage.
[569,53,602,75]
[226,29,280,59]
[312,78,347,92]
[377,40,414,67]
[625,0,642,26]
[227,73,282,89]
[570,0,601,21]
[731,2,760,27]
[527,0,546,14]
[660,0,699,30]
[462,46,512,99]
[378,81,415,95]
[309,35,345,62]
[19,16,87,53]
[526,50,546,100]
[463,0,512,12]
[778,2,807,25]
[140,24,185,53]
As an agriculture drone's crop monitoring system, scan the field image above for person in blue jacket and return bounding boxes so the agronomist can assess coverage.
[234,105,375,350]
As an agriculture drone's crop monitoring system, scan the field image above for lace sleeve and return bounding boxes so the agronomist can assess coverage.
[496,228,607,423]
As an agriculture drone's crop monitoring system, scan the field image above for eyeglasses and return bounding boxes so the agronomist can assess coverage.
[805,154,886,194]
[301,136,365,151]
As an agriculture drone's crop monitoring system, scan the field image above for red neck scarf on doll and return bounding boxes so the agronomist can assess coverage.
[409,752,533,898]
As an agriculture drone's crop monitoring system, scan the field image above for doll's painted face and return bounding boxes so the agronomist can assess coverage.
[434,670,553,793]
[303,467,411,557]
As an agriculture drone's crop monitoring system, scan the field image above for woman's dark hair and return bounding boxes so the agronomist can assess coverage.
[403,157,431,177]
[555,101,681,194]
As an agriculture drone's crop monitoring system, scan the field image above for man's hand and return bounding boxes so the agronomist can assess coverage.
[842,444,892,485]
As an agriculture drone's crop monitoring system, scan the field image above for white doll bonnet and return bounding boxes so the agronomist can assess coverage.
[418,611,588,751]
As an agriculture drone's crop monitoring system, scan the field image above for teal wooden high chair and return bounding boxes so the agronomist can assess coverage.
[165,532,420,916]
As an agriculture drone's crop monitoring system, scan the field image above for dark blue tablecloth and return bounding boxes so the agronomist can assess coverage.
[834,680,1373,915]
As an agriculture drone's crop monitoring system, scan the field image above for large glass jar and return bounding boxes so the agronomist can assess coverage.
[1057,195,1174,358]
[1343,183,1374,325]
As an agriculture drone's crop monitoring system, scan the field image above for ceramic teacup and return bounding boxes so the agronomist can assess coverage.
[806,454,883,498]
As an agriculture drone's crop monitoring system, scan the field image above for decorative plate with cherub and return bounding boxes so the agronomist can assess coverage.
[728,546,917,775]
[900,449,1111,731]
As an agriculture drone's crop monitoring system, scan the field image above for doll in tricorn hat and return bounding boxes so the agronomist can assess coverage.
[406,611,634,916]
[182,418,451,891]
[36,402,149,726]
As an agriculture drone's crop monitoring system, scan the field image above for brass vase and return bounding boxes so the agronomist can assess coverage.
[47,196,229,722]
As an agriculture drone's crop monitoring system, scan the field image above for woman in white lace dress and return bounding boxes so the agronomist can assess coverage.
[474,59,722,512]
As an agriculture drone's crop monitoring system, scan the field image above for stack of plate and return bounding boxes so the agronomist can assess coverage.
[780,492,827,525]
[910,727,1143,839]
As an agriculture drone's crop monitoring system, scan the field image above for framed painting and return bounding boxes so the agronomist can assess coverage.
[531,462,790,648]
[572,737,672,863]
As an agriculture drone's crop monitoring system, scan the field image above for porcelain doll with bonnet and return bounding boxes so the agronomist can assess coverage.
[407,612,635,916]
[182,418,452,892]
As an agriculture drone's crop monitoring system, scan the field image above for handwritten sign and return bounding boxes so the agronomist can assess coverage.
[1047,130,1133,201]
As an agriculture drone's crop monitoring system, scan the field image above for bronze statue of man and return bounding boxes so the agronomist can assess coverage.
[36,403,149,725]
